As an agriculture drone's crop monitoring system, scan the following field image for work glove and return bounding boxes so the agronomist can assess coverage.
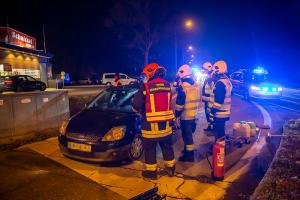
[175,117,181,129]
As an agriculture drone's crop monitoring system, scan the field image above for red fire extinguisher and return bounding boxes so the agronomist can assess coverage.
[212,137,225,181]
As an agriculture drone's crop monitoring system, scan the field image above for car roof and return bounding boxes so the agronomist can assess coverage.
[107,83,140,91]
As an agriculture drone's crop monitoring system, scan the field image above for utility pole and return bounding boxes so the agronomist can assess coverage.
[42,25,47,53]
[174,28,178,73]
[6,16,9,27]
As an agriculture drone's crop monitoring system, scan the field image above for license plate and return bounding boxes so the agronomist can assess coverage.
[67,142,91,152]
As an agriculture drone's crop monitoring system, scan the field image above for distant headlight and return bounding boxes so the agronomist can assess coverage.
[59,120,69,135]
[102,126,126,141]
[250,86,260,90]
[278,87,283,91]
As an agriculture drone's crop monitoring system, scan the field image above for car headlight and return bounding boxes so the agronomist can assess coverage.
[59,120,69,135]
[278,87,283,91]
[250,86,260,90]
[102,126,126,141]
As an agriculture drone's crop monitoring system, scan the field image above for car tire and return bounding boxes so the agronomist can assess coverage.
[128,134,143,161]
[40,84,46,91]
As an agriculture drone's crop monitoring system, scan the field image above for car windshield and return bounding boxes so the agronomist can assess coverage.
[87,88,138,112]
[248,73,268,83]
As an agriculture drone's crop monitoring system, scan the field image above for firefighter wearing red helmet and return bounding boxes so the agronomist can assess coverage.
[209,60,232,140]
[175,64,201,162]
[202,62,214,132]
[132,63,175,180]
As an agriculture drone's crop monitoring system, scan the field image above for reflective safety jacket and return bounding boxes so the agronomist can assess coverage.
[114,79,122,87]
[132,77,174,139]
[202,76,213,102]
[175,78,201,120]
[209,75,232,120]
[144,78,174,122]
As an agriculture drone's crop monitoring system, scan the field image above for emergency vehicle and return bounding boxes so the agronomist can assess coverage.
[230,67,282,100]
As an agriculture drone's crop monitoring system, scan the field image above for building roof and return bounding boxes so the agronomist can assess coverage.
[0,42,53,58]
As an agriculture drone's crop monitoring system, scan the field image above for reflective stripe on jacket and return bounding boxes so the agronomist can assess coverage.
[202,77,213,102]
[141,121,173,138]
[144,78,174,122]
[176,81,201,120]
[132,77,174,139]
[209,76,232,119]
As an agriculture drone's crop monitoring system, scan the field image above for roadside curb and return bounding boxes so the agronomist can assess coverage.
[251,119,300,200]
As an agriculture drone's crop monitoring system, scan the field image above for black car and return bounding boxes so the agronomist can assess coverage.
[58,85,143,162]
[0,75,47,93]
[230,68,282,100]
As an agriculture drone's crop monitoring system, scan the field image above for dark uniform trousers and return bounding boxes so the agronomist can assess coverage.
[204,102,210,124]
[180,120,195,151]
[213,119,226,140]
[142,135,174,166]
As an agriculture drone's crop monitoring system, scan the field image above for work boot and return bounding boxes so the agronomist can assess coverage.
[165,166,175,177]
[179,151,194,162]
[142,170,158,180]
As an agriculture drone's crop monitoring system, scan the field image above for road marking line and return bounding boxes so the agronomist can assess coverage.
[279,98,300,106]
[267,102,300,113]
[251,101,272,128]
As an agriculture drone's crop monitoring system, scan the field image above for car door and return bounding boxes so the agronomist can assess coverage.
[25,76,39,91]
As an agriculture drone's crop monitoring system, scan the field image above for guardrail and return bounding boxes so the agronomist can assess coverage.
[0,90,69,145]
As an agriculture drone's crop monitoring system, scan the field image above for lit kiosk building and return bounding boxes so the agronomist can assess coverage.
[0,27,52,85]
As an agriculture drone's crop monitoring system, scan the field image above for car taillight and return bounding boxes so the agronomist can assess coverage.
[4,80,12,85]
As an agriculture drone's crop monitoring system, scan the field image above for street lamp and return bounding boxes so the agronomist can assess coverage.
[174,19,194,72]
[184,19,193,29]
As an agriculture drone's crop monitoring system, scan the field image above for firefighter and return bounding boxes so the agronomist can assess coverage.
[209,60,232,140]
[175,64,201,162]
[114,73,122,86]
[132,63,176,180]
[202,62,214,132]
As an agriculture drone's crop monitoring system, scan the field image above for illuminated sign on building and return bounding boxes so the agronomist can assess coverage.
[0,27,36,50]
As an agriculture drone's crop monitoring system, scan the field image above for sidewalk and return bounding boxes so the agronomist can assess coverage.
[20,97,265,199]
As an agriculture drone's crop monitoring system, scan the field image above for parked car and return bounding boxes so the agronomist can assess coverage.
[230,68,282,100]
[0,75,46,93]
[101,73,137,86]
[58,85,143,162]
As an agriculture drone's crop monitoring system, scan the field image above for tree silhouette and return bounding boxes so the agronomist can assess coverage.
[105,0,167,67]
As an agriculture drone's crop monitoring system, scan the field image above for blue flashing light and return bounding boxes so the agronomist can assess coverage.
[253,67,268,74]
[272,88,277,92]
[262,87,268,92]
[192,66,199,72]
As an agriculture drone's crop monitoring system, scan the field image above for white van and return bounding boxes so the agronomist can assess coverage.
[101,73,137,86]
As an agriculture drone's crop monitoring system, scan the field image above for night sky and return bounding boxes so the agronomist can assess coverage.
[1,0,300,87]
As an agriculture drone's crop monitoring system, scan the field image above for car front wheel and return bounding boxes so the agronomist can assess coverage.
[40,84,46,91]
[128,134,143,161]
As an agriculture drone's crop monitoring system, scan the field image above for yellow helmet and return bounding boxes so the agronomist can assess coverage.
[177,64,193,79]
[212,60,227,74]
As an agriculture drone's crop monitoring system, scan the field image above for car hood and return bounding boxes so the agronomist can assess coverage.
[66,110,131,136]
[251,81,281,87]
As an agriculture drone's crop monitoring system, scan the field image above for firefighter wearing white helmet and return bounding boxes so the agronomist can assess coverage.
[202,62,214,132]
[175,64,201,162]
[209,60,232,140]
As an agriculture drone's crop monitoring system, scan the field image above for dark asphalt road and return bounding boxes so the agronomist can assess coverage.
[0,148,125,200]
